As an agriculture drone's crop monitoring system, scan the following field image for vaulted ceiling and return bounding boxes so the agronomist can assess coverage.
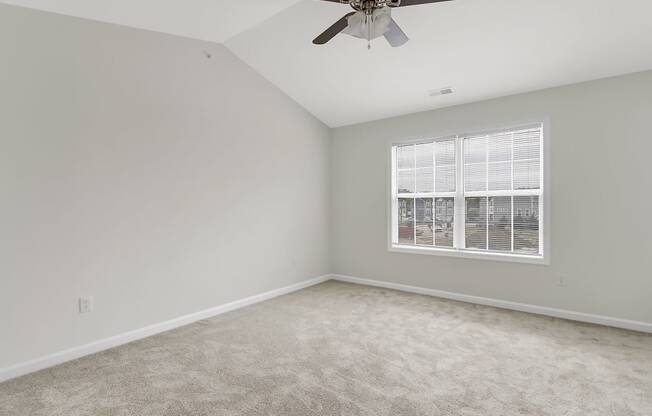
[3,0,652,127]
[0,0,303,42]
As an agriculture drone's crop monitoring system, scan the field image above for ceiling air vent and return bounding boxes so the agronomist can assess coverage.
[429,87,454,97]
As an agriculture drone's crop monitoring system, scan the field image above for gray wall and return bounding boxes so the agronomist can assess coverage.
[331,70,652,324]
[0,5,330,369]
[2,2,651,373]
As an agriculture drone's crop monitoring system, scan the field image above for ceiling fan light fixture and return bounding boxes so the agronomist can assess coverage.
[343,8,392,41]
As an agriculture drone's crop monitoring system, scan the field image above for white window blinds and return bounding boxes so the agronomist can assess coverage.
[395,137,457,248]
[391,123,545,262]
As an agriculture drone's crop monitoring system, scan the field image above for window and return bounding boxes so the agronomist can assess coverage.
[390,123,548,264]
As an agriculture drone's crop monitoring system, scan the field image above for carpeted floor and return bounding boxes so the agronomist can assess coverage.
[1,281,651,416]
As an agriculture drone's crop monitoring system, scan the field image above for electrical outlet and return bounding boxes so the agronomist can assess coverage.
[557,275,567,287]
[79,296,93,313]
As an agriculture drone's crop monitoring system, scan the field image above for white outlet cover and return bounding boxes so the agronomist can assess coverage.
[79,296,93,313]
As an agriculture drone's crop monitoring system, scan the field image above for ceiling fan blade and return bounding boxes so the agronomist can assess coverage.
[384,18,409,47]
[390,0,453,7]
[313,12,355,45]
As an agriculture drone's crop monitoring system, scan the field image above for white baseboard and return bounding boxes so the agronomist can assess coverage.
[331,274,652,334]
[0,275,330,383]
[4,273,649,383]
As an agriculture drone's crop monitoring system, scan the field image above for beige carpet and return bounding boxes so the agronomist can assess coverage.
[1,281,651,416]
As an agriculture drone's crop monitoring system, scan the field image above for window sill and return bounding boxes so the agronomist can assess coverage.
[389,244,549,265]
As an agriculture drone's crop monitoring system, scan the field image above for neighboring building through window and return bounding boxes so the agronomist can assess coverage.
[390,123,547,264]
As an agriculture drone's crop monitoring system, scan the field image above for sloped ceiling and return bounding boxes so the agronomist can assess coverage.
[3,0,652,127]
[0,0,303,43]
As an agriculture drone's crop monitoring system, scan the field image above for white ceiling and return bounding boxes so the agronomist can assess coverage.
[0,0,302,43]
[4,0,652,127]
[226,0,652,126]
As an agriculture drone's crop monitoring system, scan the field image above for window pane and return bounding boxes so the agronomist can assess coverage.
[435,139,456,192]
[435,140,456,165]
[465,197,487,250]
[488,132,512,162]
[464,126,541,193]
[415,142,433,168]
[415,198,433,245]
[514,196,539,254]
[488,161,512,191]
[397,144,415,169]
[398,170,415,194]
[514,159,540,190]
[464,163,486,192]
[416,168,434,193]
[435,198,454,247]
[435,165,456,192]
[398,198,414,244]
[464,136,486,164]
[513,129,540,160]
[488,196,512,252]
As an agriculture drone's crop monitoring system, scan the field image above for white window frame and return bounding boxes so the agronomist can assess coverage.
[387,120,551,266]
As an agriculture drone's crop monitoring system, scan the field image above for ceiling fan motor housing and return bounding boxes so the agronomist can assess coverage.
[315,0,455,47]
[344,0,402,12]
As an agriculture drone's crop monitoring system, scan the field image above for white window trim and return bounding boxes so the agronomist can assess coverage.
[386,119,551,266]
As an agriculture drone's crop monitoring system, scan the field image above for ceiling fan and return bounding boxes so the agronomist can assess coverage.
[313,0,453,49]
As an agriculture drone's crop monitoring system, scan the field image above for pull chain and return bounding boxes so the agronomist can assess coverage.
[367,14,372,50]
